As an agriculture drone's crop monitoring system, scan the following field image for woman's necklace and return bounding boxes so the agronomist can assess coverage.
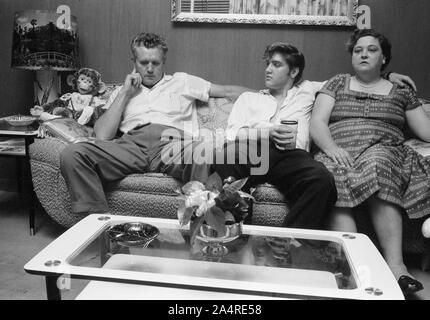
[354,76,384,89]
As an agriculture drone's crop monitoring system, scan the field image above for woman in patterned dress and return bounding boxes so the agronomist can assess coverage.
[310,29,430,294]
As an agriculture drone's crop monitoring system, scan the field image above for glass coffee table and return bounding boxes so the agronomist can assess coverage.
[24,214,404,300]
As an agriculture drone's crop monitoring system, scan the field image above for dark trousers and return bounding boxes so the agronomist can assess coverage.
[60,124,211,214]
[213,139,337,230]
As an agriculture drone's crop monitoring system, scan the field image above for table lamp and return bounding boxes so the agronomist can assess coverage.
[11,9,80,106]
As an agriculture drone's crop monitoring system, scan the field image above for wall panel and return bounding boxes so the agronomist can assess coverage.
[0,0,428,184]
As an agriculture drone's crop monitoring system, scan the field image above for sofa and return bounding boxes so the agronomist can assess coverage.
[29,94,430,270]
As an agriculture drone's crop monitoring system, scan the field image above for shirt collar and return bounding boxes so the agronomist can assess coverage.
[143,74,173,90]
[259,86,299,101]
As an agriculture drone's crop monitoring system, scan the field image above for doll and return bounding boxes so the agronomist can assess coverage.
[31,68,107,126]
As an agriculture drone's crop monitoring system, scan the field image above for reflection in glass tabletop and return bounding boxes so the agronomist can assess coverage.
[70,223,355,291]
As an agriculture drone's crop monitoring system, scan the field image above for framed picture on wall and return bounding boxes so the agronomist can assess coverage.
[172,0,359,26]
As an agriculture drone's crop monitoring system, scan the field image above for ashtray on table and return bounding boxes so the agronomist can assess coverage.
[106,222,159,248]
[4,115,37,126]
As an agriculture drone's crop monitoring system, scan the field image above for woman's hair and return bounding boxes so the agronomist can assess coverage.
[263,42,305,85]
[131,32,168,61]
[346,29,392,71]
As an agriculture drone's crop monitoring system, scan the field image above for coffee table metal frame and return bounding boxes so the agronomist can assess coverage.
[24,214,404,300]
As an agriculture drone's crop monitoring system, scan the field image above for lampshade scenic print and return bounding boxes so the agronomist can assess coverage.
[11,10,79,71]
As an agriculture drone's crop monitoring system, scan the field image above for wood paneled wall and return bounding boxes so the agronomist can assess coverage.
[0,0,429,184]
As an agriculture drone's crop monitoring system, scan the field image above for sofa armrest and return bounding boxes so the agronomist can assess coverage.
[29,137,69,168]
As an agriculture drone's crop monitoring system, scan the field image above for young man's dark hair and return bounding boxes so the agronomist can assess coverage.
[263,42,305,85]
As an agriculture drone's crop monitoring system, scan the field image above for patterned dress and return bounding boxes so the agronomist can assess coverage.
[314,74,430,219]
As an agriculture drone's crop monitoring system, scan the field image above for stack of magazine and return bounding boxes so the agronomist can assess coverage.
[38,118,96,144]
[0,138,25,156]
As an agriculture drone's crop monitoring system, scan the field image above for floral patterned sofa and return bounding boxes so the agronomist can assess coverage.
[29,90,430,270]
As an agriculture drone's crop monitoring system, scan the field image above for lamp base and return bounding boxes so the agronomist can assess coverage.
[34,70,59,106]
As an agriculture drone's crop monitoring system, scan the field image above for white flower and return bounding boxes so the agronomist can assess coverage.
[195,191,217,217]
[184,190,210,208]
[184,190,218,217]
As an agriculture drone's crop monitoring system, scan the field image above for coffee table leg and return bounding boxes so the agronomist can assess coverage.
[29,186,37,236]
[45,276,61,300]
[25,136,36,236]
[15,157,22,195]
[29,195,36,236]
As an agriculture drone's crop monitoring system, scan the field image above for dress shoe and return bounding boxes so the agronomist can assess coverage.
[398,275,424,295]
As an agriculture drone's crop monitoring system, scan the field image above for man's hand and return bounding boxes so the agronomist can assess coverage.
[388,72,417,92]
[95,70,141,140]
[270,125,296,150]
[121,69,142,98]
[323,145,354,168]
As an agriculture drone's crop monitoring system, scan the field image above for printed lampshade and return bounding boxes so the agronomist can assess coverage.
[11,10,79,71]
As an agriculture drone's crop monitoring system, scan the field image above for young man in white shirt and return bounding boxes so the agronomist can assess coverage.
[213,42,337,230]
[60,33,249,214]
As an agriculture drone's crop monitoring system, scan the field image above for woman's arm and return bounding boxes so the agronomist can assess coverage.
[406,105,430,142]
[310,93,354,167]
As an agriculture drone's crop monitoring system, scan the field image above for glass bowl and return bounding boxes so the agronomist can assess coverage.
[106,222,160,247]
[4,115,37,126]
[197,221,243,243]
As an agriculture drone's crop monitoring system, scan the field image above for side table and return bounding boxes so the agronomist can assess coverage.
[0,119,39,235]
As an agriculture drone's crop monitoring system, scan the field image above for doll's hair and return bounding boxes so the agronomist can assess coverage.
[73,68,104,95]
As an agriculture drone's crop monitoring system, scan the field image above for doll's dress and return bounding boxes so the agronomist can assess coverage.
[60,92,105,125]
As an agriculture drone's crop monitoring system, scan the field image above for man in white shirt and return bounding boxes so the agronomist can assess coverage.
[226,78,323,152]
[60,33,249,214]
[215,42,336,230]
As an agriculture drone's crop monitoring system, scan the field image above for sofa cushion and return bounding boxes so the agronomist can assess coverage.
[252,183,287,203]
[196,98,234,131]
[107,173,182,195]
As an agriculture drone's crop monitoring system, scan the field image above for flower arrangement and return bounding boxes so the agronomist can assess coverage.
[177,172,254,244]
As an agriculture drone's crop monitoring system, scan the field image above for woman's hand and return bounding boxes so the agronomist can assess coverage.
[323,145,354,168]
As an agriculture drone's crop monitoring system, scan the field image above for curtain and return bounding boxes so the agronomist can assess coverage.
[182,0,353,16]
[181,0,231,13]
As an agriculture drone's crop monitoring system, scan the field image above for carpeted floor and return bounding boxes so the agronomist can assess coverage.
[1,190,429,300]
[0,191,87,300]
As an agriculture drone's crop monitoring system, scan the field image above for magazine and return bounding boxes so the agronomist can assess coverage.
[38,117,96,144]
